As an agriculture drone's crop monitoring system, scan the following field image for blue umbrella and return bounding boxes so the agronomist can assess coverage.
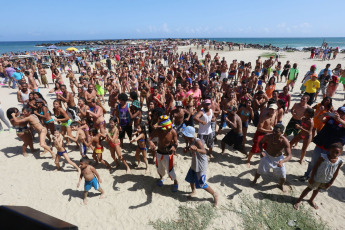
[47,45,57,49]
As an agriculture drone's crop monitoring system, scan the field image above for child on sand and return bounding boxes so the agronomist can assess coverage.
[77,157,105,205]
[290,108,314,164]
[294,143,343,210]
[130,124,149,173]
[182,126,218,206]
[106,117,130,173]
[52,130,81,174]
[83,128,111,170]
[66,122,88,158]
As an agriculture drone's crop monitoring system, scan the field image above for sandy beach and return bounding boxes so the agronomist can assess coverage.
[0,45,344,230]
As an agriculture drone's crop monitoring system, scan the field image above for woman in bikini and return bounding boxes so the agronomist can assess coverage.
[290,108,314,164]
[87,98,106,135]
[106,117,130,173]
[130,124,149,173]
[7,107,36,157]
[237,100,254,146]
[34,99,55,142]
[53,100,72,144]
[11,107,55,158]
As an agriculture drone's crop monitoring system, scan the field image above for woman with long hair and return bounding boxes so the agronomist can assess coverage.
[10,107,55,158]
[7,107,36,156]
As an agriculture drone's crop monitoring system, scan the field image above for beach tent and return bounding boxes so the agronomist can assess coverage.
[47,45,57,49]
[66,47,78,51]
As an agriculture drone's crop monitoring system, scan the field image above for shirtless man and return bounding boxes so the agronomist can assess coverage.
[108,87,119,117]
[220,59,228,82]
[252,90,268,127]
[252,124,292,192]
[255,56,262,75]
[84,84,97,104]
[58,85,79,121]
[148,115,179,192]
[66,69,78,96]
[285,95,311,137]
[25,69,39,92]
[247,103,278,167]
[221,106,244,153]
[228,60,237,82]
[170,101,190,136]
[218,92,237,134]
[263,56,274,77]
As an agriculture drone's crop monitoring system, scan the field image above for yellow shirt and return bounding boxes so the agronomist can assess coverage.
[304,79,320,93]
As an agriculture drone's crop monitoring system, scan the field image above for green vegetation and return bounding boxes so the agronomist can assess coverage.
[224,194,329,230]
[150,203,217,230]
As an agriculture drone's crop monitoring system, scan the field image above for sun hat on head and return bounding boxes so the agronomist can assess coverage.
[311,65,316,69]
[156,115,174,130]
[132,100,141,109]
[182,126,195,138]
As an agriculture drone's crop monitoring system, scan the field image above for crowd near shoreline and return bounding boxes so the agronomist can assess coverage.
[0,40,344,229]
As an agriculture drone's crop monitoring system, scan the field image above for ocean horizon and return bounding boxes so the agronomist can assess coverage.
[1,37,344,54]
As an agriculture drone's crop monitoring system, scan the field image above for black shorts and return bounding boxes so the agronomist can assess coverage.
[119,125,133,139]
[222,130,243,150]
[281,70,289,77]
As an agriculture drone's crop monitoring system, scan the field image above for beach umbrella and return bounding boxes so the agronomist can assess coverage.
[66,47,78,51]
[47,45,57,49]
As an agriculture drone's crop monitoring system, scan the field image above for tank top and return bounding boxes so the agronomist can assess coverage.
[191,138,208,172]
[198,109,213,135]
[21,89,30,104]
[314,154,343,183]
[118,103,130,126]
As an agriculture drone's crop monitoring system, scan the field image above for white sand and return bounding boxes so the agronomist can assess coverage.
[0,45,344,230]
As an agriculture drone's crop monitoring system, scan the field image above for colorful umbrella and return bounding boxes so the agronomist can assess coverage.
[66,47,78,51]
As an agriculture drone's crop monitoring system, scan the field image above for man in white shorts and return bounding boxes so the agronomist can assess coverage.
[252,124,292,192]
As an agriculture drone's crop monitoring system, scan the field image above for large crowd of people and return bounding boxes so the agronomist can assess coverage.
[0,42,344,208]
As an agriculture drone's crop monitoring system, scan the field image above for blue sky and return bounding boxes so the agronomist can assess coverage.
[2,0,344,41]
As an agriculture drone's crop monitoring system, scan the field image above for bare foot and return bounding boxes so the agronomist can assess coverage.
[308,200,319,209]
[99,193,105,199]
[299,160,303,165]
[83,199,88,205]
[188,191,197,197]
[41,150,47,156]
[213,192,219,207]
[246,162,251,168]
[251,179,257,186]
[145,168,149,174]
[293,202,300,210]
[209,154,214,158]
[279,184,287,193]
[126,168,131,174]
[23,152,28,157]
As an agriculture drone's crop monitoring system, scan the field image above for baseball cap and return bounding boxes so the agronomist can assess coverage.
[182,126,195,138]
[175,101,183,107]
[337,106,345,113]
[269,104,278,110]
[204,99,211,105]
[311,73,318,78]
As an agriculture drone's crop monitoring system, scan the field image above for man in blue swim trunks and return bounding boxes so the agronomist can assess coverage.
[183,126,218,206]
